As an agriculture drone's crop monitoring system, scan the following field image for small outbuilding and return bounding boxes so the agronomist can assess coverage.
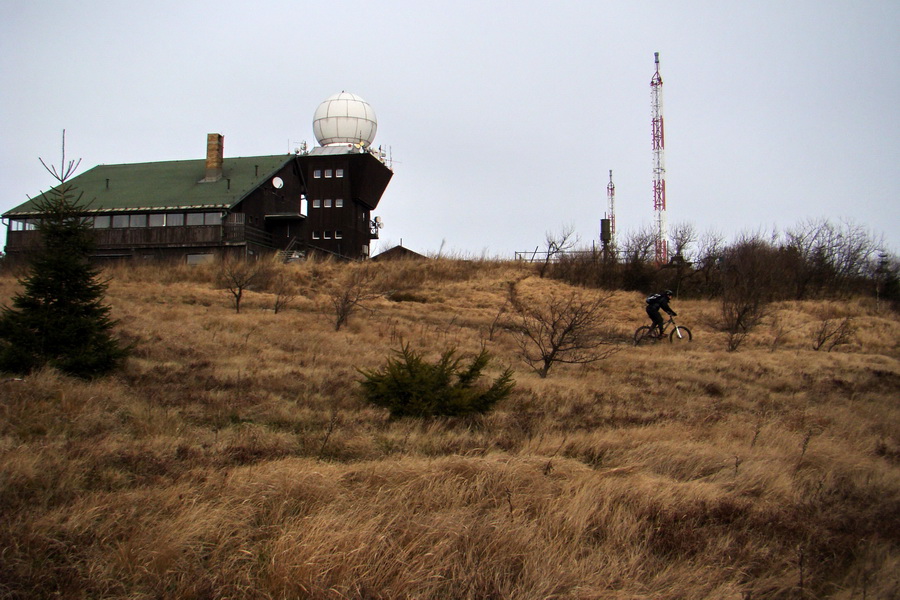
[371,245,428,261]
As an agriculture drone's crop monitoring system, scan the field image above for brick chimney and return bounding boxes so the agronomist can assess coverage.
[203,133,224,182]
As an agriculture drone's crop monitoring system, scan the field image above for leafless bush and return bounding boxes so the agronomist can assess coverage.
[619,225,659,291]
[785,218,881,298]
[768,313,792,353]
[328,265,382,331]
[506,282,619,378]
[718,234,777,351]
[270,271,297,314]
[666,221,698,295]
[537,225,579,278]
[217,256,274,313]
[812,317,855,352]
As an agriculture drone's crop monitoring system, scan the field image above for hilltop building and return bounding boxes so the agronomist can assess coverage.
[2,92,392,263]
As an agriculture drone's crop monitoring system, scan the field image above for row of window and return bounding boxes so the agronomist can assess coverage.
[93,212,223,229]
[312,168,344,179]
[311,230,343,240]
[9,212,223,231]
[311,198,344,209]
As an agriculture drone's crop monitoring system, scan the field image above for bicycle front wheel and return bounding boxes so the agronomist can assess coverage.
[669,326,692,343]
[634,326,654,346]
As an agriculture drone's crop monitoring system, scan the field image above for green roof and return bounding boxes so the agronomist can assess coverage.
[4,154,295,217]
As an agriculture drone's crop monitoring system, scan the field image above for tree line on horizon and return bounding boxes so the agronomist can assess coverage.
[542,220,899,307]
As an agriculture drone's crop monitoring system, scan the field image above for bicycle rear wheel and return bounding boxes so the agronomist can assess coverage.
[634,326,654,345]
[669,326,692,343]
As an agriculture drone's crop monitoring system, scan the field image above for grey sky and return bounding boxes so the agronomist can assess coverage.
[2,0,898,257]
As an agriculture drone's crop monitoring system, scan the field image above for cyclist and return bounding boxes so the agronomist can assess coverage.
[646,290,677,338]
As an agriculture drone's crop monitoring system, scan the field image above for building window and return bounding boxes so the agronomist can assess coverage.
[204,212,221,225]
[186,213,204,226]
[336,169,344,178]
[186,254,215,265]
[167,213,184,226]
[148,214,165,227]
[335,198,343,208]
[130,214,147,228]
[94,215,111,229]
[335,230,343,239]
[313,169,321,178]
[325,169,333,178]
[312,231,320,239]
[313,198,321,209]
[112,215,129,228]
[12,219,39,231]
[324,199,332,208]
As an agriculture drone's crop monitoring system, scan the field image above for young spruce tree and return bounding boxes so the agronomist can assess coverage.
[0,134,128,377]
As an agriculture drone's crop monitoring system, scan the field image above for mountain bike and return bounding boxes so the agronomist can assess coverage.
[634,317,692,345]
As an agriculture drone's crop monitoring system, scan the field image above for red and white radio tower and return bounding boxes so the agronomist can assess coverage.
[606,169,616,245]
[650,51,668,264]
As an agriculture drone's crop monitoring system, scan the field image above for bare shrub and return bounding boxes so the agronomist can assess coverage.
[619,225,659,291]
[269,271,297,314]
[666,222,698,296]
[537,224,579,278]
[217,256,273,313]
[693,229,726,297]
[718,234,778,351]
[507,281,619,378]
[812,317,855,352]
[785,218,881,298]
[327,264,382,331]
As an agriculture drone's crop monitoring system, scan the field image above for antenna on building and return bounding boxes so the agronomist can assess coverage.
[651,51,668,264]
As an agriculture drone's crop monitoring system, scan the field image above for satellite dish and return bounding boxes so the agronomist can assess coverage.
[272,177,284,189]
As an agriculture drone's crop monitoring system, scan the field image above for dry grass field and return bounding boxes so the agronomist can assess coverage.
[1,258,898,599]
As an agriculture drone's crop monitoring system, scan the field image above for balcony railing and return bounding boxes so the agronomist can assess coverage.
[5,223,274,252]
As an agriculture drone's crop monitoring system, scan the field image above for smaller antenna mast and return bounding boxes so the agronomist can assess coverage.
[606,169,616,246]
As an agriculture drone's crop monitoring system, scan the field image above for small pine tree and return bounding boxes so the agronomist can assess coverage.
[358,343,514,418]
[0,134,128,377]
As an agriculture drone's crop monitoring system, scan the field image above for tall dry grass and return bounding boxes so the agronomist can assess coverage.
[0,258,898,599]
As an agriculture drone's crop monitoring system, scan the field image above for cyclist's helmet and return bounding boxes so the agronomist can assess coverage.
[664,289,674,297]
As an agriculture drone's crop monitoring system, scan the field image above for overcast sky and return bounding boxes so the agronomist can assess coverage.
[2,0,898,258]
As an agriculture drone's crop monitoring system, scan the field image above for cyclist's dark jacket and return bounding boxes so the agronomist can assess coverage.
[646,293,676,316]
[646,293,675,331]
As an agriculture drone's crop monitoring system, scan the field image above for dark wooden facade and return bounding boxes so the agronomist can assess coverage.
[297,149,393,260]
[3,138,392,263]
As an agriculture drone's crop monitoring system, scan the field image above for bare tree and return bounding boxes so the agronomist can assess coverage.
[217,256,273,313]
[620,225,658,265]
[695,229,726,297]
[668,221,697,295]
[328,265,382,331]
[537,224,579,278]
[718,234,777,351]
[785,218,880,298]
[507,281,619,378]
[669,221,698,263]
[270,271,297,314]
[812,317,855,352]
[618,225,658,291]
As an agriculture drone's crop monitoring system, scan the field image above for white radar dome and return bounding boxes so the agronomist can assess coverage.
[312,92,378,147]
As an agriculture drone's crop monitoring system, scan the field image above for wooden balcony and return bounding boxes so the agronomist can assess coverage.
[5,223,274,254]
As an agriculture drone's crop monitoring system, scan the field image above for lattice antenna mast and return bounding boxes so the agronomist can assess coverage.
[605,169,616,245]
[650,52,668,264]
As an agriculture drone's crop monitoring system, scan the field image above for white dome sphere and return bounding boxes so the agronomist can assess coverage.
[312,92,378,147]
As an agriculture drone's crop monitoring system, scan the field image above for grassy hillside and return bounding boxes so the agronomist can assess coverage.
[1,259,898,599]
